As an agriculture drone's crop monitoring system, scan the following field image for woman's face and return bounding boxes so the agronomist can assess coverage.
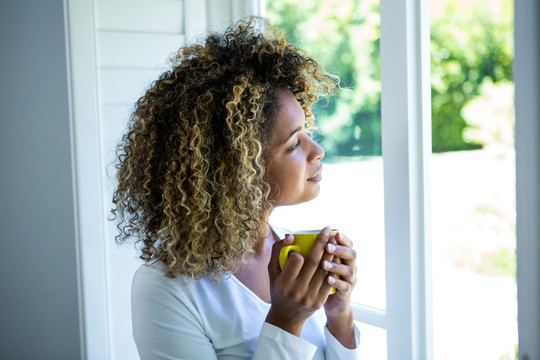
[265,89,325,207]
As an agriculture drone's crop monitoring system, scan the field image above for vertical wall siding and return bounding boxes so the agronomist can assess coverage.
[94,0,186,358]
[88,1,257,357]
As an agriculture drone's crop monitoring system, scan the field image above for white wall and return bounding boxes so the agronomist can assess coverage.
[95,1,186,357]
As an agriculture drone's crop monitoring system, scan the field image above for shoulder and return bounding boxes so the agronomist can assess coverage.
[131,260,230,306]
[131,261,219,327]
[131,261,250,334]
[132,260,181,294]
[131,261,185,309]
[131,262,224,358]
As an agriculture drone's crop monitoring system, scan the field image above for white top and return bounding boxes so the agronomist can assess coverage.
[131,226,361,359]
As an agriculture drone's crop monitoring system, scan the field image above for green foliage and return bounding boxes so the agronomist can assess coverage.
[266,0,513,158]
[267,0,382,158]
[477,248,516,278]
[430,1,513,152]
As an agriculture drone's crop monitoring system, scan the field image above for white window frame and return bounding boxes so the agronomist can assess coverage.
[378,0,433,358]
[348,0,434,358]
[65,0,110,358]
[66,0,539,358]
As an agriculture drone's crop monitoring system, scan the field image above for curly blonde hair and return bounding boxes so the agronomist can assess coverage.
[112,17,338,280]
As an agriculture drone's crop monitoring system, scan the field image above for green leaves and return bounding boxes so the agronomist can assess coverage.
[267,0,512,158]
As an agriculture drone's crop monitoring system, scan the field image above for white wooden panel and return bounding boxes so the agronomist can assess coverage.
[100,104,133,201]
[103,214,142,256]
[108,251,142,287]
[98,68,163,104]
[100,104,133,143]
[207,0,232,32]
[110,285,132,323]
[110,321,138,359]
[206,0,264,32]
[101,149,120,231]
[95,0,184,34]
[97,31,184,68]
[184,0,208,43]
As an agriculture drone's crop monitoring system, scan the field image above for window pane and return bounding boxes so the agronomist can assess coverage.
[430,0,517,358]
[355,321,387,359]
[266,0,385,310]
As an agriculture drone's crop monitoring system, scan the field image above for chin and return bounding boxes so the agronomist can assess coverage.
[294,189,321,206]
[270,185,321,207]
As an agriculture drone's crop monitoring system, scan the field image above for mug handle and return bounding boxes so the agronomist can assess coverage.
[279,244,300,269]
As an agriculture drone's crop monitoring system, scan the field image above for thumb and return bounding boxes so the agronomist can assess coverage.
[268,234,294,280]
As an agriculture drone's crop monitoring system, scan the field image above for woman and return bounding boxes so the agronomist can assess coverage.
[113,17,360,359]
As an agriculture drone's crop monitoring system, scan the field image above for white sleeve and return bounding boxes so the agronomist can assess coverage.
[323,324,361,360]
[131,267,218,360]
[252,322,318,360]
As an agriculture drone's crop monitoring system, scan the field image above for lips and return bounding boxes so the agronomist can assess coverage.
[307,165,323,182]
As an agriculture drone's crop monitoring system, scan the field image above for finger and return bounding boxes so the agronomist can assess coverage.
[327,275,353,294]
[268,234,294,280]
[322,260,355,280]
[336,232,353,248]
[272,251,305,296]
[326,243,357,262]
[281,251,304,279]
[307,229,337,296]
[297,226,332,285]
[317,277,334,300]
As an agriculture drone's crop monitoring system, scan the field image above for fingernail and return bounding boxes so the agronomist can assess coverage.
[324,260,332,269]
[327,243,336,253]
[323,227,331,236]
[329,276,336,284]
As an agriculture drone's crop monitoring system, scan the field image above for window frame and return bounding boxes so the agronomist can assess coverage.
[355,0,434,358]
[262,0,436,356]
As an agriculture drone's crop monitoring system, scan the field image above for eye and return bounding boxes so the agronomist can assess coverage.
[287,138,302,152]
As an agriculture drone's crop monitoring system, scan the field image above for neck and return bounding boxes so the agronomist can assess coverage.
[253,211,276,257]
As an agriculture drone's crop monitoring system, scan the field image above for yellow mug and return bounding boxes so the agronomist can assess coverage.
[279,230,339,294]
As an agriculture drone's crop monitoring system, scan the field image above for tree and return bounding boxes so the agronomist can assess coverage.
[266,0,513,158]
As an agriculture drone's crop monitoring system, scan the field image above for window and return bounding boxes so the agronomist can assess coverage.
[268,0,518,358]
[429,0,517,358]
[267,0,432,357]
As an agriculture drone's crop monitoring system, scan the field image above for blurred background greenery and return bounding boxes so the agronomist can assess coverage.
[266,0,513,159]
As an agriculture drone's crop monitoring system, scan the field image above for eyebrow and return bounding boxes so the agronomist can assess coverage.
[281,126,303,144]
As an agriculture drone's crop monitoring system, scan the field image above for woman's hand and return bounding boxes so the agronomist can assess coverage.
[266,227,335,336]
[322,232,357,348]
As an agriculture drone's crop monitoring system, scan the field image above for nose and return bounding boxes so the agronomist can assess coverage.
[309,137,325,162]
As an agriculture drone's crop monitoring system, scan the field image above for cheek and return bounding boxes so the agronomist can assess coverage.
[280,156,305,185]
[267,158,302,190]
